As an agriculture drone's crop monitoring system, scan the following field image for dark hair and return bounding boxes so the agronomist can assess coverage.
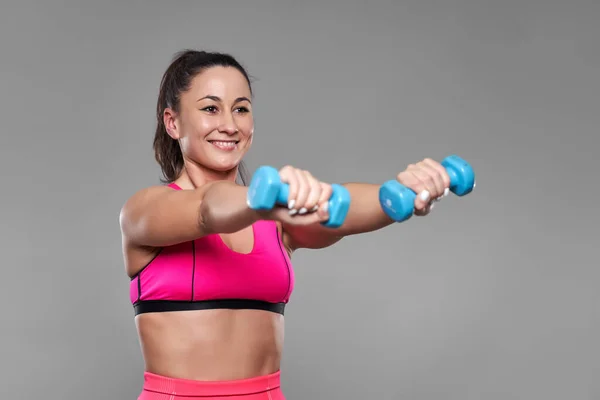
[153,49,252,185]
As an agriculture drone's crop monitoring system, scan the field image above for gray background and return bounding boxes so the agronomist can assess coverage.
[1,1,598,399]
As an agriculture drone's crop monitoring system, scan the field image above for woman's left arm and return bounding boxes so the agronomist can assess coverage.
[282,158,450,252]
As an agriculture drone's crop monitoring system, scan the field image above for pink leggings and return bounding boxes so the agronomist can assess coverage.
[137,370,285,400]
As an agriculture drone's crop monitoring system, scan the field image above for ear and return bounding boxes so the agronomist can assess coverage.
[163,108,180,140]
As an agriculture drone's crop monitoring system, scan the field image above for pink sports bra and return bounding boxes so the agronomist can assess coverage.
[130,182,295,316]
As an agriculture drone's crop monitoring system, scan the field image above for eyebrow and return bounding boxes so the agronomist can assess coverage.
[197,95,251,104]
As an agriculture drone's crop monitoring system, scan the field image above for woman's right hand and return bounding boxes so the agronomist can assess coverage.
[266,165,333,226]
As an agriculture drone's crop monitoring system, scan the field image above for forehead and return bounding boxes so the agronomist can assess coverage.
[185,66,251,100]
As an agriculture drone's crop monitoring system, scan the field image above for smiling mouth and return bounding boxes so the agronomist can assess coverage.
[207,140,240,150]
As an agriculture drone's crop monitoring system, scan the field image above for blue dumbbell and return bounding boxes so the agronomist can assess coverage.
[247,166,351,228]
[379,155,475,222]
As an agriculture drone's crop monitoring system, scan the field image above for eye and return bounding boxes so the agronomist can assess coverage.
[235,106,250,113]
[201,106,218,113]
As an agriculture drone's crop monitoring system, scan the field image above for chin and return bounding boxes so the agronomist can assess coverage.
[211,164,240,173]
[204,157,244,174]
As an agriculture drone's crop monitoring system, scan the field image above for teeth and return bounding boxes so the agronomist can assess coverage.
[211,141,236,147]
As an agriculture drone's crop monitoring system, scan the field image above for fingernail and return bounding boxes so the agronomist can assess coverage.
[321,201,329,215]
[419,190,430,202]
[430,202,435,210]
[298,207,307,215]
[288,199,295,209]
[289,209,297,216]
[443,188,449,197]
[311,205,319,212]
[435,196,442,202]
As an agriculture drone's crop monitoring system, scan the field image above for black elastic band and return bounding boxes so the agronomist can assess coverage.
[133,299,286,316]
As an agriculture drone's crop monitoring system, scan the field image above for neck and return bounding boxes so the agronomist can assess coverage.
[178,161,239,189]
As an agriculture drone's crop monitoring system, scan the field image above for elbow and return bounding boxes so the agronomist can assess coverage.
[198,194,253,235]
[200,204,244,235]
[198,199,216,235]
[197,182,255,235]
[198,197,233,235]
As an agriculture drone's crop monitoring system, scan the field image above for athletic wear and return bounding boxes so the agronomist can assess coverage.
[137,370,284,400]
[130,182,295,316]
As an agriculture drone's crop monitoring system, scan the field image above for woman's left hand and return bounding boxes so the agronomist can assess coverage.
[396,158,451,216]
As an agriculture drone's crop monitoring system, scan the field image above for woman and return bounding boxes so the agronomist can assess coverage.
[119,49,450,400]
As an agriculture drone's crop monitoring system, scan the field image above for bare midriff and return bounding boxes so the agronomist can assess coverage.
[135,308,284,381]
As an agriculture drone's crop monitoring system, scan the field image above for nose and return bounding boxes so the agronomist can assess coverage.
[217,111,239,135]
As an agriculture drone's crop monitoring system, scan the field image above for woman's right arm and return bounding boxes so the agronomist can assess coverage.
[119,181,263,248]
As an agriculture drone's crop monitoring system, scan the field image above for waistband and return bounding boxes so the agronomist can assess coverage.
[133,299,286,316]
[142,370,281,396]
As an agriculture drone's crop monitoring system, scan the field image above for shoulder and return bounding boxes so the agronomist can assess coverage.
[119,185,173,225]
[121,184,168,208]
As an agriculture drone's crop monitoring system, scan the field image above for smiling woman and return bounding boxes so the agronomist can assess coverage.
[119,49,454,400]
[152,51,254,186]
[121,50,301,400]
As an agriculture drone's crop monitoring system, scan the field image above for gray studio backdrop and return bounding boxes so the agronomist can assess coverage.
[1,1,598,399]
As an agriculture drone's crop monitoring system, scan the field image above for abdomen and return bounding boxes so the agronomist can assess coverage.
[135,308,285,381]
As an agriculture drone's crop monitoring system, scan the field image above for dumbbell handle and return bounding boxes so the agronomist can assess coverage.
[379,155,475,222]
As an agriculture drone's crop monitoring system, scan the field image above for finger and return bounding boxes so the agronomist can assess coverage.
[316,182,333,220]
[292,168,310,214]
[272,207,325,226]
[422,158,451,197]
[407,164,438,208]
[417,160,444,199]
[396,168,430,212]
[279,166,299,212]
[299,171,322,214]
[409,164,438,199]
[414,199,435,217]
[408,170,433,211]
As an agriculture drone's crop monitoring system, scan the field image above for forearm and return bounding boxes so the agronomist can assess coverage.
[282,182,394,251]
[200,181,265,234]
[333,182,394,236]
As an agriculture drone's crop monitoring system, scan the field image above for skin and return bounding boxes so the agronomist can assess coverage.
[119,66,451,381]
